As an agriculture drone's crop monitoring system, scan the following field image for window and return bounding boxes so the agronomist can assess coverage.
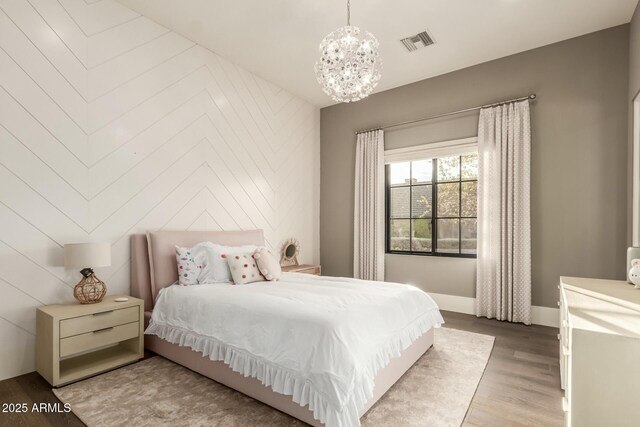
[386,153,478,257]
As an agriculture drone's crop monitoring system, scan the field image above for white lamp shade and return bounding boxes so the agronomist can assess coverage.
[64,242,111,269]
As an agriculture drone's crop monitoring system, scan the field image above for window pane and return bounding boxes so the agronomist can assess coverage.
[461,154,478,180]
[412,219,432,252]
[437,183,459,217]
[389,162,410,186]
[461,219,477,254]
[437,156,460,182]
[461,181,477,217]
[411,159,432,184]
[411,185,432,219]
[390,187,410,218]
[437,219,459,253]
[390,219,410,251]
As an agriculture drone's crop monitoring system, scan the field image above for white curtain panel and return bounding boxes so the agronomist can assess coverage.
[354,130,385,281]
[475,100,532,325]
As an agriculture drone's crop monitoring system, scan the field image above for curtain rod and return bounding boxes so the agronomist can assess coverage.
[355,93,536,135]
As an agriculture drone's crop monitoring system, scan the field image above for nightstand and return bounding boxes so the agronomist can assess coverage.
[36,295,144,387]
[282,264,321,275]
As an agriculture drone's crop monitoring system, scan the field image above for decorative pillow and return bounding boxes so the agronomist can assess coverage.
[227,253,264,285]
[252,248,281,281]
[175,244,207,286]
[199,244,259,283]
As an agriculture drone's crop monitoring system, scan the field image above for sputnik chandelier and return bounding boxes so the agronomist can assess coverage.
[314,0,382,103]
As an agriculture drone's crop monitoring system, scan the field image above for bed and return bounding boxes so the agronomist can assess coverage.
[131,230,443,427]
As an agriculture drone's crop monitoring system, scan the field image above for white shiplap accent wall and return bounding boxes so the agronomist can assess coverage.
[0,0,320,380]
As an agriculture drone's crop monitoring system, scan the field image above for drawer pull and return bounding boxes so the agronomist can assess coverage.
[557,333,561,340]
[557,301,561,307]
[93,327,114,333]
[93,310,114,316]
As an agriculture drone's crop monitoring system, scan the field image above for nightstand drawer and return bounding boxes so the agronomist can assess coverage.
[60,306,139,338]
[282,264,321,275]
[296,267,320,275]
[59,322,139,358]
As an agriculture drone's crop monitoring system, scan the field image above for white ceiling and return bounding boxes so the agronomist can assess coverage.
[117,0,639,107]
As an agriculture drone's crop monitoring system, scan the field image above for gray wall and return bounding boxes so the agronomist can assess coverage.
[630,4,640,243]
[320,25,630,308]
[631,4,640,100]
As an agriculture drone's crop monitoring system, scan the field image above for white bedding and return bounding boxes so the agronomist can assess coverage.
[145,273,444,427]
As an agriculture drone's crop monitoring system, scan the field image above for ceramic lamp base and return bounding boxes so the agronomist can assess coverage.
[74,273,107,304]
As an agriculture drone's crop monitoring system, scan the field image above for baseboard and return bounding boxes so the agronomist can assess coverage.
[428,292,476,315]
[428,292,559,328]
[529,305,560,328]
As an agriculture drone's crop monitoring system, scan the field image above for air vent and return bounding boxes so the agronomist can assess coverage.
[400,31,435,52]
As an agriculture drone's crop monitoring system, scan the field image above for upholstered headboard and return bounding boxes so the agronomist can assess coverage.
[131,230,265,311]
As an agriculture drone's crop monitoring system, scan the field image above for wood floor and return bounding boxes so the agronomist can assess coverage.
[0,311,563,427]
[446,312,564,427]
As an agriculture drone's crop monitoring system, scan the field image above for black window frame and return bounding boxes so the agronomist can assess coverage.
[385,155,478,258]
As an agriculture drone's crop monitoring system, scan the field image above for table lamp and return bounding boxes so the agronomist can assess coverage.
[64,242,111,304]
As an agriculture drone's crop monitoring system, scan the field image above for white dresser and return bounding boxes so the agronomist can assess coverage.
[559,277,640,427]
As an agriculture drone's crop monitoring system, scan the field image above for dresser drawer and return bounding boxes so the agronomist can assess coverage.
[59,322,139,358]
[60,306,139,338]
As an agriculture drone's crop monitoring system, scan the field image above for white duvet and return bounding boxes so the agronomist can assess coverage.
[145,273,443,427]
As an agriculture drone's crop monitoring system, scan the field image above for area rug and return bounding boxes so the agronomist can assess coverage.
[53,328,494,427]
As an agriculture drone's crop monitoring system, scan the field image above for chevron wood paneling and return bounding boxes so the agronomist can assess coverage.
[0,0,320,380]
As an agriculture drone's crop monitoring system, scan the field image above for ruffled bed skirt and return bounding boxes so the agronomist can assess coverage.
[145,309,442,427]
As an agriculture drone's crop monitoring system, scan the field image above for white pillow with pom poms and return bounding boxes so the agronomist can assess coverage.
[227,253,264,284]
[253,248,281,281]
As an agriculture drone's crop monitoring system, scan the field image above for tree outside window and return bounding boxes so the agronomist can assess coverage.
[387,154,478,257]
